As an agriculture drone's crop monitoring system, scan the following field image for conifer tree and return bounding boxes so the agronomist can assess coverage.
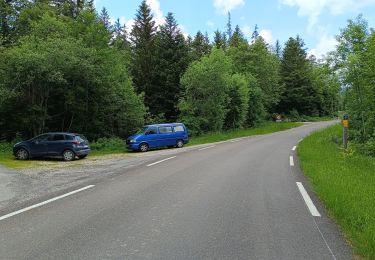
[130,0,157,96]
[152,12,189,120]
[278,36,318,115]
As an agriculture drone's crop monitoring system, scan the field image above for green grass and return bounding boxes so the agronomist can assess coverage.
[188,121,302,146]
[0,121,302,169]
[298,124,375,259]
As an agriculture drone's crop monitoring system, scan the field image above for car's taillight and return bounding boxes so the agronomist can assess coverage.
[72,140,81,145]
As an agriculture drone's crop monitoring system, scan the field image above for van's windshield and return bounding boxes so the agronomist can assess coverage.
[134,126,148,135]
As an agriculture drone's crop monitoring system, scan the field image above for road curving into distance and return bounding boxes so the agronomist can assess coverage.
[0,121,352,260]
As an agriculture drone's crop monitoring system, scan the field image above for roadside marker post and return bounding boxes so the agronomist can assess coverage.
[342,114,349,149]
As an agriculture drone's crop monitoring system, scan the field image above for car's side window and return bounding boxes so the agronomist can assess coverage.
[50,134,65,141]
[159,126,173,134]
[173,126,185,132]
[34,134,50,142]
[65,135,75,141]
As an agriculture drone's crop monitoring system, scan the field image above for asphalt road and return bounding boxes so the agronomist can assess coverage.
[0,122,352,260]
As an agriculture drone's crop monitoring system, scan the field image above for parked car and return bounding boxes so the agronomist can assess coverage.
[13,132,90,161]
[126,123,188,152]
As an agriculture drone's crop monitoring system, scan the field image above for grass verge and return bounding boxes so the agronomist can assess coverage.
[298,124,375,259]
[0,121,302,169]
[188,121,302,146]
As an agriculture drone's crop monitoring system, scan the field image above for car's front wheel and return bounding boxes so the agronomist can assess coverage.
[16,148,29,160]
[62,150,75,161]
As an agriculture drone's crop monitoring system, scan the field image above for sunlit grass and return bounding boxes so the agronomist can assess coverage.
[298,124,375,259]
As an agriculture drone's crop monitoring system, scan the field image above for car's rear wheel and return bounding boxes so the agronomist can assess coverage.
[78,155,87,159]
[176,140,184,148]
[139,143,149,152]
[16,148,29,160]
[63,150,75,161]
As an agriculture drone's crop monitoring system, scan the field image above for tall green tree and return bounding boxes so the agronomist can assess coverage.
[278,36,317,115]
[130,0,157,96]
[179,49,231,135]
[335,15,370,141]
[224,74,249,129]
[190,30,211,61]
[152,12,189,121]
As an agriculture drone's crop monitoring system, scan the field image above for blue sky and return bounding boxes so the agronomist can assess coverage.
[94,0,375,58]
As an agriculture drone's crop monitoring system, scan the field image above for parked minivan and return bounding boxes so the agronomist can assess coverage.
[126,123,188,152]
[13,132,90,161]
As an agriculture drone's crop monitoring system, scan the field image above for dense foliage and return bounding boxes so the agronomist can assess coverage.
[0,0,344,141]
[331,15,375,154]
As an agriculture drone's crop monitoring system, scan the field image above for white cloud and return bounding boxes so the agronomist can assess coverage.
[279,0,375,31]
[259,29,273,44]
[146,0,165,26]
[308,33,337,58]
[213,0,245,13]
[179,24,190,39]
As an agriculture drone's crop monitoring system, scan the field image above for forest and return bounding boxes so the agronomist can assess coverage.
[0,1,373,153]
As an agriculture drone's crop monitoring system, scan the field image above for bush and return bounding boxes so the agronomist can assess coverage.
[90,137,125,152]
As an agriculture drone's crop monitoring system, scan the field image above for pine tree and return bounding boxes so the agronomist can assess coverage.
[251,24,259,43]
[100,7,111,31]
[152,12,189,120]
[214,30,225,49]
[278,36,318,115]
[226,12,232,42]
[190,30,210,60]
[130,0,157,96]
[275,39,282,58]
[229,25,246,47]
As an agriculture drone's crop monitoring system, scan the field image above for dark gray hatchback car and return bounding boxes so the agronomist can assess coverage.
[13,132,90,161]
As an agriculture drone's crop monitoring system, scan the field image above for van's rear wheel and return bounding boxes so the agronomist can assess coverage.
[139,143,149,152]
[176,140,184,148]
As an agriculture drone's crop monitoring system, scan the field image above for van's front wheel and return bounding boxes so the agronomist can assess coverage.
[139,143,149,152]
[176,140,184,148]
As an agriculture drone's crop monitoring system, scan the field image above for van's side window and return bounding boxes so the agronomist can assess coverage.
[174,126,184,132]
[159,126,173,134]
[146,127,158,135]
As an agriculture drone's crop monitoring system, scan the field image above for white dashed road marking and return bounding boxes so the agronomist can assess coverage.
[296,182,321,217]
[147,156,176,167]
[290,156,294,166]
[198,145,216,151]
[0,185,95,221]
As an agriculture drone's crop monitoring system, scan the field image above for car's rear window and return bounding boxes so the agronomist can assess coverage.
[75,136,86,142]
[173,126,185,132]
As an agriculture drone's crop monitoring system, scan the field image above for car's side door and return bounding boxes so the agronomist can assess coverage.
[47,134,67,156]
[29,134,50,156]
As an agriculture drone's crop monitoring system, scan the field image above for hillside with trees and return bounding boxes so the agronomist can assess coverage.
[1,0,371,154]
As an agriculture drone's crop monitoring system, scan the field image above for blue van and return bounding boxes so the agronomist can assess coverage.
[126,123,188,152]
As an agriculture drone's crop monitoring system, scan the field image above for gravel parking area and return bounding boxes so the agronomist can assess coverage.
[0,144,207,212]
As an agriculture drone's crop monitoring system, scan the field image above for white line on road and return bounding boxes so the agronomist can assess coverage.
[198,145,216,151]
[296,182,321,217]
[0,185,95,221]
[298,138,303,143]
[147,156,176,167]
[292,146,297,151]
[290,156,294,166]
